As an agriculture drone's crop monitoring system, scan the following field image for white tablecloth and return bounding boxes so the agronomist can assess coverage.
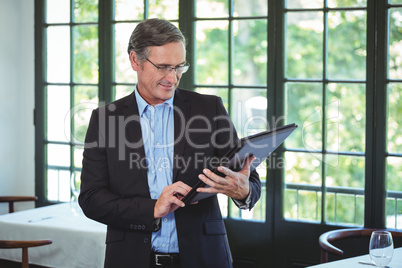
[0,202,106,268]
[308,247,402,268]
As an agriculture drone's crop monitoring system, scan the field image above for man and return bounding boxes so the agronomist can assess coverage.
[79,18,261,268]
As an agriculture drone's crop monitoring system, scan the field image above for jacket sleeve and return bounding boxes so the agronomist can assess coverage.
[78,108,156,232]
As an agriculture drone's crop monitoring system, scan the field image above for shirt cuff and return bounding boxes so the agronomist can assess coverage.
[232,185,252,210]
[153,218,161,232]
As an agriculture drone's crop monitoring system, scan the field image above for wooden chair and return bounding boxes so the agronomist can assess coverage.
[319,228,402,263]
[0,240,52,268]
[0,196,37,213]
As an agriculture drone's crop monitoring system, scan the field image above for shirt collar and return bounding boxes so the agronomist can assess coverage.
[134,85,175,116]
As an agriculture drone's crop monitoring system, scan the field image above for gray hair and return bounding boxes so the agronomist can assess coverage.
[127,18,187,61]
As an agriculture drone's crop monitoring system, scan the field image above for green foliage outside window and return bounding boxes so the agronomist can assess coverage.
[285,1,367,226]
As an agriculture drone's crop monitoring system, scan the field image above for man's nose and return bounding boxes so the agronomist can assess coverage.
[165,69,178,83]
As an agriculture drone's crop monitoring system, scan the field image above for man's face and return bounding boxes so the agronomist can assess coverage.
[130,41,186,106]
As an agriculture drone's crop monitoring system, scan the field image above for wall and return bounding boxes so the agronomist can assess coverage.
[0,0,35,214]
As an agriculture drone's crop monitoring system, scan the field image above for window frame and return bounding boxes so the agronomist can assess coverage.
[35,0,101,206]
[283,4,368,225]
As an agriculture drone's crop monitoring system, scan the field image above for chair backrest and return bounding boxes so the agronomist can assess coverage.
[0,240,52,268]
[0,196,37,213]
[319,228,402,263]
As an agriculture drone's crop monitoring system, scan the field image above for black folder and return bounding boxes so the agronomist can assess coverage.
[181,123,298,204]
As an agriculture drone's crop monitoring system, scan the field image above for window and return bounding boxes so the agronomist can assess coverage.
[386,2,402,229]
[36,0,181,203]
[39,0,99,202]
[282,0,402,229]
[283,1,367,225]
[193,0,268,221]
[36,0,402,229]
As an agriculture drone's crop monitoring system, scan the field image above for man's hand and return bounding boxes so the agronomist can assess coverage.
[196,156,256,201]
[154,181,192,219]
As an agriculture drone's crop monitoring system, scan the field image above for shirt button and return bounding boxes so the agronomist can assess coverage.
[162,244,166,248]
[163,218,168,222]
[158,168,162,172]
[156,143,160,147]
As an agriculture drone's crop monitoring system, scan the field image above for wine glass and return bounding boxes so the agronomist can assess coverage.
[369,230,394,267]
[70,171,81,202]
[70,171,82,215]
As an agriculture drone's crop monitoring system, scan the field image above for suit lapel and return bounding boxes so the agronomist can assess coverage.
[173,89,189,181]
[122,92,148,178]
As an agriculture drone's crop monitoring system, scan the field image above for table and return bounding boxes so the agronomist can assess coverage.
[0,202,106,268]
[308,247,402,268]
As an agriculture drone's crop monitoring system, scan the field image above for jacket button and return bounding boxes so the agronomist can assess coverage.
[141,225,145,230]
[144,238,149,243]
[129,224,134,229]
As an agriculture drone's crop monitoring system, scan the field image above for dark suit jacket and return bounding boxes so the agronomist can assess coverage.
[79,88,261,268]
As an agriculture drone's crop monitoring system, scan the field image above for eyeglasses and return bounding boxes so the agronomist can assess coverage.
[145,58,190,76]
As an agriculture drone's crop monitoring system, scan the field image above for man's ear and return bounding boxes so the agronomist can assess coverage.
[129,51,140,71]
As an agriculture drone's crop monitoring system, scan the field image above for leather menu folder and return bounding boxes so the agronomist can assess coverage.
[181,123,298,204]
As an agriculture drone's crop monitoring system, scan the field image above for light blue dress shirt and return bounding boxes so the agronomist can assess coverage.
[134,88,179,253]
